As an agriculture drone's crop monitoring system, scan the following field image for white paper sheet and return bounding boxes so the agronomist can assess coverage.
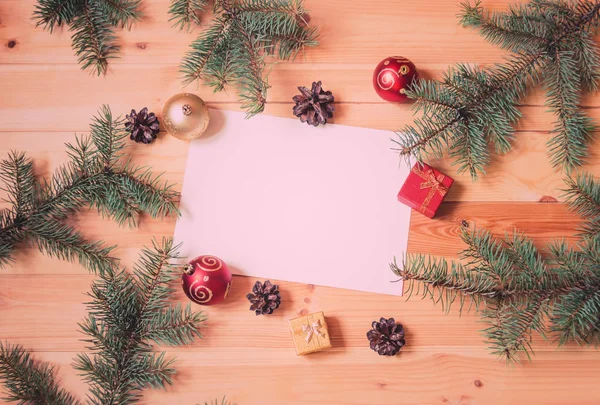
[173,110,411,296]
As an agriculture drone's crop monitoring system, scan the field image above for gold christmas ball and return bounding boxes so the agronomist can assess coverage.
[162,93,210,140]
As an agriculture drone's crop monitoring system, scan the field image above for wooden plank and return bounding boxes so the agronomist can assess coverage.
[0,272,597,353]
[2,0,600,403]
[2,270,600,405]
[2,350,600,405]
[408,202,584,258]
[3,63,600,129]
[1,348,599,405]
[0,0,534,67]
[2,62,600,147]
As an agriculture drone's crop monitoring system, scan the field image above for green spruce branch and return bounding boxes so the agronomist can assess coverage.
[174,0,319,117]
[169,0,209,30]
[0,239,206,404]
[395,0,600,180]
[0,106,179,274]
[392,173,600,363]
[0,342,81,405]
[33,0,141,75]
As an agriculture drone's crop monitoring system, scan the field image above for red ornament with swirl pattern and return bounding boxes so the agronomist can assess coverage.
[181,255,233,306]
[372,56,418,102]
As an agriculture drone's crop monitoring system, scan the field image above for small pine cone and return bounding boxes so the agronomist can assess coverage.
[246,280,281,316]
[367,317,405,356]
[125,107,160,144]
[292,81,334,127]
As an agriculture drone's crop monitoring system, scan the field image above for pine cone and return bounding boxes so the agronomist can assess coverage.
[367,317,405,356]
[292,81,334,127]
[125,108,160,144]
[246,280,281,316]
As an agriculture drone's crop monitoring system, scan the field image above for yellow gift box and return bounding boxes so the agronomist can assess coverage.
[288,311,332,355]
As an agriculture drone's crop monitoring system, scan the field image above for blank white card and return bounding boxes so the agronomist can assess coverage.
[173,110,411,296]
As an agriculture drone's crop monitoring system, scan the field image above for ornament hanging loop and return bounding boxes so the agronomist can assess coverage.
[183,263,195,275]
[182,104,192,116]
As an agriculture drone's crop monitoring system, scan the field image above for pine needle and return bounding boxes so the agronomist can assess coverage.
[0,342,81,405]
[0,105,180,274]
[0,240,207,404]
[176,0,319,117]
[393,173,600,363]
[397,0,600,180]
[33,0,141,74]
[169,0,208,30]
[74,238,206,404]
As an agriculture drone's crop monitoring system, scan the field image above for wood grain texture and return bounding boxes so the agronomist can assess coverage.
[1,0,600,404]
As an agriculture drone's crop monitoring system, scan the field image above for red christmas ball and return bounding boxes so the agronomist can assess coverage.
[181,255,232,306]
[372,56,418,102]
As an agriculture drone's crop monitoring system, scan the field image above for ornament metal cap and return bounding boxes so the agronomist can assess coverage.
[183,263,195,275]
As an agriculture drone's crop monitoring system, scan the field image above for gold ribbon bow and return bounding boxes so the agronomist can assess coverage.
[412,166,448,214]
[302,319,326,343]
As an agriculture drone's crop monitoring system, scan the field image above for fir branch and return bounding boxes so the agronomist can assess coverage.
[0,106,180,274]
[552,285,600,345]
[203,47,236,92]
[236,0,305,17]
[144,304,206,345]
[460,0,550,53]
[237,1,318,60]
[181,16,234,85]
[36,165,104,221]
[0,241,206,404]
[113,169,180,220]
[0,210,18,267]
[392,255,496,312]
[95,0,141,28]
[177,0,319,117]
[393,173,600,362]
[169,0,208,30]
[571,31,600,92]
[75,238,206,404]
[564,172,600,220]
[484,296,549,362]
[544,50,595,171]
[93,178,140,227]
[0,152,35,217]
[580,218,600,239]
[70,1,119,76]
[232,19,269,117]
[33,0,140,74]
[397,0,600,179]
[33,0,81,32]
[530,0,576,16]
[0,342,81,405]
[397,51,544,179]
[25,218,117,274]
[458,227,513,284]
[449,119,490,178]
[90,102,127,167]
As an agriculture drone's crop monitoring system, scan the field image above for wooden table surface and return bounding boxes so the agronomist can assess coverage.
[2,0,600,404]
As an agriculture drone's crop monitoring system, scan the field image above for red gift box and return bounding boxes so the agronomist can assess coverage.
[398,163,454,219]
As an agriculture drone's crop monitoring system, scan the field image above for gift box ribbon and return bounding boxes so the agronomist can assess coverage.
[302,319,326,343]
[413,166,449,214]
